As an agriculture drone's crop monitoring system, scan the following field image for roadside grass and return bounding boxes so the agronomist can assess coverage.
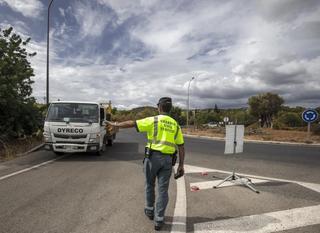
[0,136,43,161]
[183,127,320,144]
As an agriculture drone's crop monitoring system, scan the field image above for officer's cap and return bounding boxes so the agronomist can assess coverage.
[157,97,172,106]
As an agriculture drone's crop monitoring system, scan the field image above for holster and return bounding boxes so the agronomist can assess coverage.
[143,147,152,163]
[145,147,153,158]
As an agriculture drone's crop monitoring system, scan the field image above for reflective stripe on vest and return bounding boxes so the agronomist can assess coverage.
[153,116,158,141]
[149,116,178,149]
[147,139,176,148]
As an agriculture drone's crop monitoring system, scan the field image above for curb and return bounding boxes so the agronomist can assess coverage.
[17,143,45,157]
[184,134,320,147]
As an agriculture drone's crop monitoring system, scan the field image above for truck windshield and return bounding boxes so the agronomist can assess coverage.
[46,103,99,123]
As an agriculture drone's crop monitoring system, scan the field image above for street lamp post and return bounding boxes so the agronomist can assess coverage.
[187,76,195,129]
[46,0,54,105]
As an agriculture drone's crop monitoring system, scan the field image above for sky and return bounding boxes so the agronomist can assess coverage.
[0,0,320,109]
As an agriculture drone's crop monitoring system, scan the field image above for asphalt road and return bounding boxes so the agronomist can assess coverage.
[0,128,319,233]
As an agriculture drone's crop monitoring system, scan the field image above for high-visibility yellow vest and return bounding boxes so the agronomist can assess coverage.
[136,115,184,154]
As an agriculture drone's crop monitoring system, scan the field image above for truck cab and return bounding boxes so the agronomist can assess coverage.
[43,101,116,155]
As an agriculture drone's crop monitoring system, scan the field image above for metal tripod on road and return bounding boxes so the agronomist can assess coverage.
[213,169,260,193]
[213,124,259,194]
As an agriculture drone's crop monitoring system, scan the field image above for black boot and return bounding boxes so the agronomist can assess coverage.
[144,209,154,220]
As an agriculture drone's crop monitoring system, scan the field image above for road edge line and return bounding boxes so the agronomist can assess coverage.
[0,155,66,181]
[184,134,320,147]
[171,166,187,233]
[16,143,45,157]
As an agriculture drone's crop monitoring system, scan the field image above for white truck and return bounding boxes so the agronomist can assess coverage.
[43,101,116,155]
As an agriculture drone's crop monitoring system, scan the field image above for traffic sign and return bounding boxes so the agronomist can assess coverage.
[223,117,229,123]
[302,109,318,123]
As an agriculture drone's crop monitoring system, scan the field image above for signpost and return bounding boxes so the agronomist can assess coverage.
[214,124,259,193]
[223,116,229,126]
[302,109,319,139]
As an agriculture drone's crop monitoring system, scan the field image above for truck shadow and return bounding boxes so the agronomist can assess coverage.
[55,142,144,162]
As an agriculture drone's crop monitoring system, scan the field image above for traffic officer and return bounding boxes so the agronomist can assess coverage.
[106,97,185,231]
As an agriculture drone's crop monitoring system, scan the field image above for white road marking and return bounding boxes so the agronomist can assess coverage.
[178,164,320,233]
[0,156,66,181]
[184,164,320,194]
[190,178,269,190]
[194,204,320,233]
[297,182,320,193]
[184,165,217,173]
[171,165,187,233]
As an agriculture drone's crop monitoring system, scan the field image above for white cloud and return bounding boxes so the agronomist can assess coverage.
[5,0,318,108]
[72,1,112,38]
[0,0,44,18]
[59,8,65,17]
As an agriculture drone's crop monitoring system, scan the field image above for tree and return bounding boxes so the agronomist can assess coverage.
[248,93,284,128]
[111,107,117,115]
[0,27,39,137]
[195,111,221,126]
[214,104,220,113]
[278,112,303,127]
[170,106,186,125]
[233,110,256,126]
[136,107,158,119]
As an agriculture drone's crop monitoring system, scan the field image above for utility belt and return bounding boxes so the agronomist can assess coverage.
[144,147,177,166]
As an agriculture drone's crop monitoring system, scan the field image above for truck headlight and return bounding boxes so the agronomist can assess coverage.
[89,133,100,143]
[43,131,52,142]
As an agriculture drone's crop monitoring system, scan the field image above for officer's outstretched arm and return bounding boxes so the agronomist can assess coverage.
[106,120,135,129]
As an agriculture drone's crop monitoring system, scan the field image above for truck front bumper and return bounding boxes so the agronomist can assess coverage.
[45,143,100,153]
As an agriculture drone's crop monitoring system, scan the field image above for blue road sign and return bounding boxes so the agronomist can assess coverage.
[302,109,319,123]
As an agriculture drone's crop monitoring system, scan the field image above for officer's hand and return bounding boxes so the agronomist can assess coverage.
[174,165,184,179]
[177,165,184,176]
[105,120,117,127]
[105,121,120,132]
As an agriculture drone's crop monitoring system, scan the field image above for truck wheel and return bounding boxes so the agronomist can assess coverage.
[107,139,113,146]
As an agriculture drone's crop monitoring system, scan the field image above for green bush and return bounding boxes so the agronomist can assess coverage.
[273,119,286,130]
[277,112,303,127]
[312,124,320,135]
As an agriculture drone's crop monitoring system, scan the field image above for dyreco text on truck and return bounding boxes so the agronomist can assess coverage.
[43,101,116,155]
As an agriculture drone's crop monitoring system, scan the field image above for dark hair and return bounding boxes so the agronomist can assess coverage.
[159,102,172,113]
[158,97,172,113]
